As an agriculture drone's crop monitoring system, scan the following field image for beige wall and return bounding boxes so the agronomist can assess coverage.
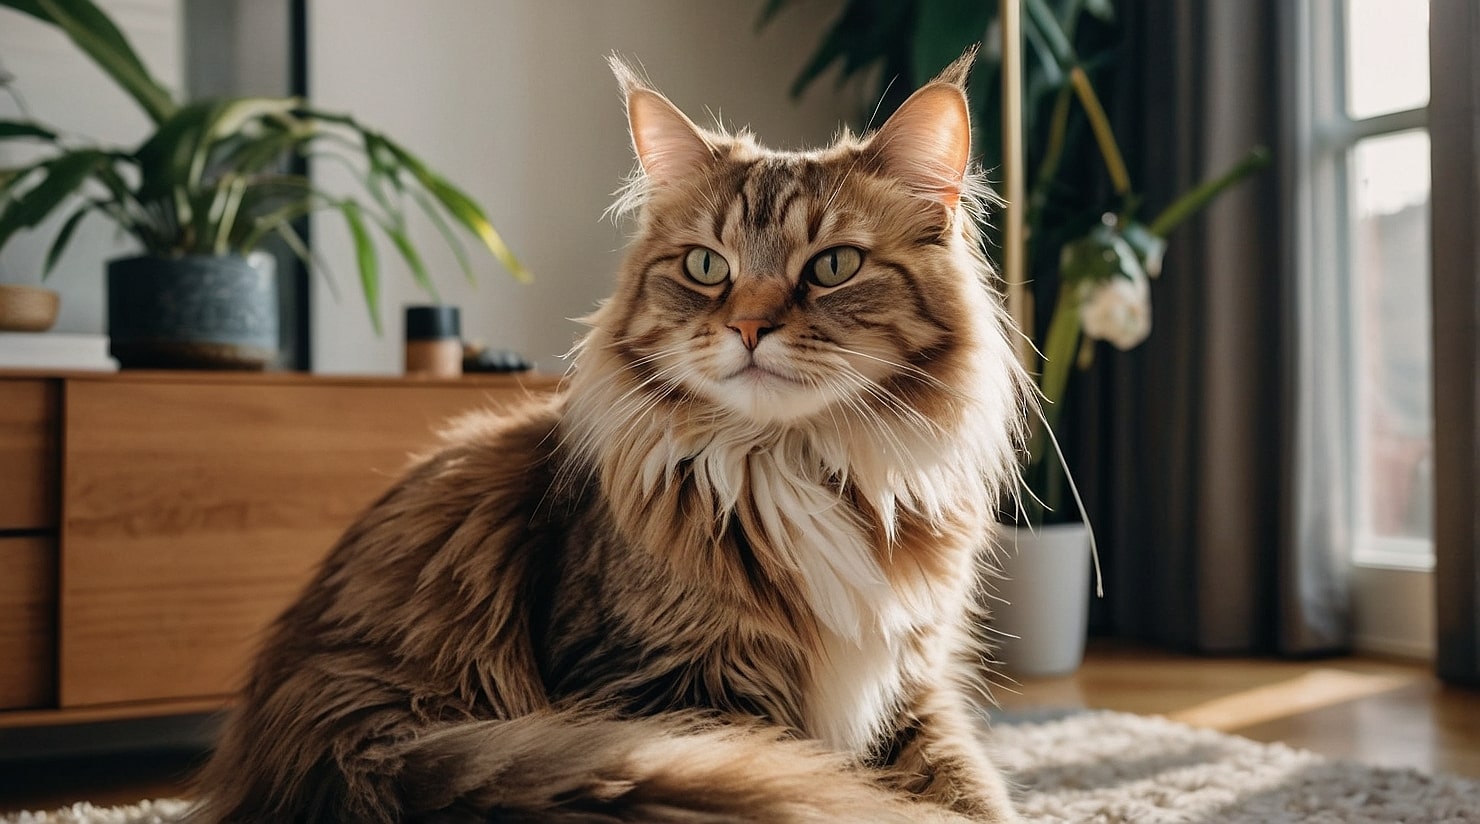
[307,0,862,374]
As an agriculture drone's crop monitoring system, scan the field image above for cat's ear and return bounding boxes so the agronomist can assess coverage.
[866,52,975,208]
[608,55,716,187]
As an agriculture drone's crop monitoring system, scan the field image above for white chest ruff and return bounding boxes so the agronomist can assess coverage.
[740,449,930,754]
[807,624,909,755]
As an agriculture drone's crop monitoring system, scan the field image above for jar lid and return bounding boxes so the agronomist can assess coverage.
[405,305,460,340]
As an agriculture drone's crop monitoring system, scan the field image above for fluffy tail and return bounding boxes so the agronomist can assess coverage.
[189,709,978,823]
[395,712,975,823]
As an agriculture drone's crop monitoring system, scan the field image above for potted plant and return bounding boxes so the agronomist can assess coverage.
[0,0,526,369]
[767,0,1266,675]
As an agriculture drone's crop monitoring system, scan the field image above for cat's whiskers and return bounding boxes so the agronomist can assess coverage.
[823,360,947,440]
[823,372,914,463]
[578,339,695,414]
[826,343,975,404]
[559,345,699,480]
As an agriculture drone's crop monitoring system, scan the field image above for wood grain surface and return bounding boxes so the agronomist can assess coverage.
[0,379,59,530]
[58,375,555,707]
[0,536,56,710]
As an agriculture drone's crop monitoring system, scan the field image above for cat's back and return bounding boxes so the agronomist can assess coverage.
[192,392,586,821]
[235,392,580,720]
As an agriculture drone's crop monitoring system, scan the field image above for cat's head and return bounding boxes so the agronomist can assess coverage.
[581,53,1016,431]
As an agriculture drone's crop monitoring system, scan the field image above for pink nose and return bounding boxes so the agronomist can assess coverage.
[727,318,776,351]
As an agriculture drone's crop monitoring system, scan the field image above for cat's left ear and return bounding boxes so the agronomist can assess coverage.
[866,51,975,208]
[608,55,716,188]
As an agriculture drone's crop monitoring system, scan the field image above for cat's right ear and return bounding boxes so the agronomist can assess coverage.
[609,55,716,187]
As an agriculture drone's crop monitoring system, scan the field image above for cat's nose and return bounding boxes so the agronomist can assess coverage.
[727,318,778,351]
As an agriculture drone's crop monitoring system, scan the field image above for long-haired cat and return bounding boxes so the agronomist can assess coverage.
[189,52,1028,824]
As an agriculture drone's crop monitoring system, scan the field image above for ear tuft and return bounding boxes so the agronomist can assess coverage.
[867,81,972,208]
[930,45,978,89]
[609,54,716,188]
[607,53,650,97]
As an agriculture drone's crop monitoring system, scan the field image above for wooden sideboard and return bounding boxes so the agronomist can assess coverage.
[0,369,558,728]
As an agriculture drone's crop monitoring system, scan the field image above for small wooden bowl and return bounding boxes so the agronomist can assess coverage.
[0,284,61,332]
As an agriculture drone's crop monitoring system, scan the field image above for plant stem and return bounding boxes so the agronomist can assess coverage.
[1068,66,1131,197]
[1147,146,1271,237]
[1028,83,1074,227]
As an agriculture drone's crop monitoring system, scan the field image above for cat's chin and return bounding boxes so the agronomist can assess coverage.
[702,368,835,426]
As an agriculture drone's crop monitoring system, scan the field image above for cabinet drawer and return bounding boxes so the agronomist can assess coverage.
[58,378,544,706]
[0,536,57,710]
[0,379,59,531]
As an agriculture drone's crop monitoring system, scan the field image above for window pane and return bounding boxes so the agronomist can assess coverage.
[1345,0,1429,119]
[1350,130,1432,547]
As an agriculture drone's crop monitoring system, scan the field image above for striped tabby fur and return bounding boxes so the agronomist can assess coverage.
[188,52,1028,823]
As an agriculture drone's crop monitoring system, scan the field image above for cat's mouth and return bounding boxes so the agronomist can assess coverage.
[728,363,806,387]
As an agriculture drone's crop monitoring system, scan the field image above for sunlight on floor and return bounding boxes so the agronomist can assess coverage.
[1166,669,1418,732]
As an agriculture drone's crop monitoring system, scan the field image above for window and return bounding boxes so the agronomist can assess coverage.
[1313,0,1433,571]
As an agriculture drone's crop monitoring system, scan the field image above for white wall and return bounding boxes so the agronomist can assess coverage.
[308,0,863,374]
[0,0,183,334]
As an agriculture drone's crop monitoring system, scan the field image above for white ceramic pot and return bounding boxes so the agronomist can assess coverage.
[990,522,1092,678]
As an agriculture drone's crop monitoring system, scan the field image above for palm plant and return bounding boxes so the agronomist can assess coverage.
[0,0,526,333]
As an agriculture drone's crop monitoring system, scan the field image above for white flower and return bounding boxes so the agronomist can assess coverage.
[1079,271,1152,351]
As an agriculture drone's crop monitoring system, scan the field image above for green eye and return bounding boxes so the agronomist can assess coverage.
[683,247,730,285]
[807,246,864,287]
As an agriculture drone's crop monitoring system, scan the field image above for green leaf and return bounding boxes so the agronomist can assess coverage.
[1023,0,1077,68]
[429,175,528,282]
[134,100,215,219]
[0,119,59,140]
[1057,216,1145,288]
[216,118,313,176]
[378,218,439,302]
[410,188,472,283]
[235,176,321,249]
[340,200,381,334]
[382,138,530,282]
[2,0,178,124]
[1020,12,1067,86]
[1119,220,1166,278]
[783,0,913,98]
[209,174,249,254]
[135,97,303,218]
[0,149,105,249]
[42,201,90,276]
[0,160,47,203]
[271,221,341,303]
[1082,0,1114,22]
[187,97,302,190]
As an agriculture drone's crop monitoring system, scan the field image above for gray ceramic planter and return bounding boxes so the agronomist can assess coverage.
[107,253,278,370]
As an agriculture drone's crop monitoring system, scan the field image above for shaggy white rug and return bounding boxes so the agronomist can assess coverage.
[5,711,1479,823]
[988,710,1480,823]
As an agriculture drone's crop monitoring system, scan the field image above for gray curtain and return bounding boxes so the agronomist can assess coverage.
[1077,0,1350,655]
[1430,0,1480,686]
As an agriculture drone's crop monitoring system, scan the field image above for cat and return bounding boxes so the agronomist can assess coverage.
[187,51,1029,824]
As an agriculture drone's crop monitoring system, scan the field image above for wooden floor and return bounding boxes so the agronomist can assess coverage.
[997,641,1480,780]
[1,642,1477,814]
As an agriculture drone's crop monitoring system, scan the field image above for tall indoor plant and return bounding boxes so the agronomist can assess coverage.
[0,0,526,368]
[767,0,1266,673]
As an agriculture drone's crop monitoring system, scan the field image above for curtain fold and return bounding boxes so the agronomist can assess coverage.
[1079,0,1349,655]
[1430,0,1480,686]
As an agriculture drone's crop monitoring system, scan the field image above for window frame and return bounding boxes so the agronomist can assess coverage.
[1307,0,1434,573]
